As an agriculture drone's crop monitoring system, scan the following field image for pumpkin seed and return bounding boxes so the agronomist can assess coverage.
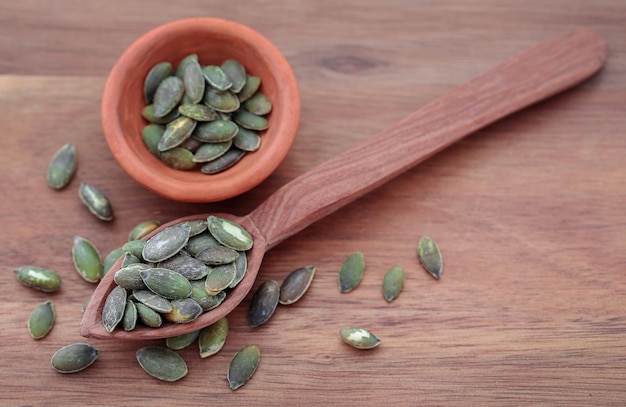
[142,222,191,263]
[221,59,246,93]
[418,236,442,279]
[28,300,55,339]
[51,343,99,373]
[339,327,381,350]
[192,140,232,163]
[135,302,162,328]
[164,298,203,323]
[203,65,232,91]
[102,285,127,332]
[182,58,205,103]
[47,143,77,190]
[230,251,248,288]
[122,299,137,331]
[200,147,246,174]
[142,104,180,124]
[279,265,316,305]
[79,182,113,221]
[207,216,253,251]
[166,330,200,350]
[114,263,151,290]
[248,280,280,328]
[203,88,240,113]
[185,232,221,256]
[144,62,173,104]
[72,236,102,283]
[195,245,239,265]
[233,109,269,131]
[178,103,218,121]
[140,268,192,299]
[158,252,209,280]
[132,289,173,313]
[14,266,61,292]
[141,124,163,157]
[193,119,239,143]
[243,92,272,116]
[160,147,196,170]
[199,317,228,358]
[183,219,208,236]
[103,247,124,276]
[153,76,184,118]
[233,128,261,152]
[158,116,197,152]
[228,345,260,390]
[382,265,405,302]
[176,54,198,79]
[190,280,226,311]
[129,220,161,241]
[205,263,237,294]
[237,75,261,102]
[122,240,145,260]
[121,252,141,267]
[338,252,365,293]
[136,346,188,382]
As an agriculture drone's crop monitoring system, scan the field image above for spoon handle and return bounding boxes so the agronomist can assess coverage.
[250,27,607,250]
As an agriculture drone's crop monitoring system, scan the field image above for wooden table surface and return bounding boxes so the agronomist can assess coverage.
[2,1,625,405]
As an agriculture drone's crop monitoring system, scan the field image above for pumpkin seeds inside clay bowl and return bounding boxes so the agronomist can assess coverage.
[101,17,301,203]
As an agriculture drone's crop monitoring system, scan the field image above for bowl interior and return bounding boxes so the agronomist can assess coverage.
[103,18,300,202]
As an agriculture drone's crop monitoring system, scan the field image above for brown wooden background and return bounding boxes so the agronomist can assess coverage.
[1,1,625,405]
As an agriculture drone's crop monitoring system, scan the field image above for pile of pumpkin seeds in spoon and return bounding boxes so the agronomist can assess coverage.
[142,55,272,173]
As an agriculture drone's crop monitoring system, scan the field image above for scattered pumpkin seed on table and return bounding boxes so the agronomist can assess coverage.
[14,266,61,292]
[47,143,76,190]
[279,265,316,305]
[28,300,55,340]
[228,345,260,390]
[339,327,381,350]
[136,346,188,382]
[78,182,113,221]
[382,265,405,303]
[72,236,102,283]
[166,330,200,350]
[418,236,442,279]
[198,317,228,358]
[51,343,99,373]
[249,280,280,328]
[338,252,365,293]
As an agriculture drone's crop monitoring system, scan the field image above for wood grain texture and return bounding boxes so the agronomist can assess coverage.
[1,1,625,405]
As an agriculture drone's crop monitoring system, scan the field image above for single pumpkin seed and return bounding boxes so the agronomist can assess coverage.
[207,216,253,251]
[203,65,232,91]
[135,302,162,328]
[200,147,246,174]
[243,92,272,116]
[418,236,442,279]
[142,104,180,124]
[182,58,205,103]
[248,280,280,328]
[233,128,261,152]
[136,346,188,382]
[158,116,197,152]
[14,266,61,292]
[221,59,247,93]
[140,268,192,300]
[199,317,228,358]
[178,103,218,121]
[233,109,269,131]
[185,231,221,256]
[164,298,203,323]
[183,219,208,236]
[158,252,209,280]
[28,300,55,339]
[103,247,124,276]
[176,54,198,78]
[142,222,191,263]
[159,147,196,170]
[129,220,161,241]
[230,251,248,288]
[142,124,164,157]
[205,263,237,294]
[102,285,127,332]
[122,240,146,260]
[79,182,113,221]
[47,143,77,190]
[228,345,260,390]
[279,265,316,305]
[72,236,102,283]
[237,75,261,102]
[382,265,405,303]
[122,299,137,331]
[338,252,365,293]
[190,281,226,311]
[195,245,239,265]
[339,327,381,350]
[132,289,173,313]
[121,252,141,267]
[193,119,239,143]
[203,88,240,113]
[144,62,173,104]
[166,330,200,350]
[192,140,232,163]
[153,76,184,118]
[51,343,99,373]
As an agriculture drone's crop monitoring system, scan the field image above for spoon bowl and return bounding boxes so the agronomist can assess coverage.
[81,28,607,340]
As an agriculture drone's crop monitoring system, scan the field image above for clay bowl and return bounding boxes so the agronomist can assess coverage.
[101,18,300,203]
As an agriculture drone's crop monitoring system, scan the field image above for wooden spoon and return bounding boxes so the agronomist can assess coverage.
[81,28,607,340]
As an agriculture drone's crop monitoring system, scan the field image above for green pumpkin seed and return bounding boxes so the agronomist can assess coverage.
[102,285,127,332]
[166,330,200,350]
[140,268,192,299]
[205,263,237,294]
[182,219,208,236]
[158,116,197,152]
[199,317,228,358]
[158,252,209,280]
[159,147,196,170]
[182,58,205,103]
[122,299,137,331]
[338,252,365,293]
[237,75,261,102]
[418,236,442,279]
[47,143,77,190]
[193,119,239,143]
[230,251,248,288]
[192,140,232,163]
[195,246,239,265]
[382,265,405,303]
[203,65,232,91]
[203,88,240,113]
[142,124,164,157]
[144,62,173,104]
[121,252,142,268]
[132,289,173,313]
[178,103,218,121]
[129,220,161,241]
[339,327,381,350]
[142,222,191,263]
[243,92,272,116]
[164,298,203,323]
[248,280,280,328]
[228,345,260,390]
[153,76,184,118]
[135,302,162,328]
[28,300,55,340]
[200,147,246,174]
[190,281,226,311]
[233,109,269,131]
[79,182,113,221]
[122,239,146,260]
[185,232,221,256]
[221,59,247,93]
[233,128,261,152]
[14,266,61,292]
[142,104,180,124]
[279,265,316,305]
[103,247,124,276]
[207,216,253,251]
[176,54,198,78]
[136,346,188,382]
[51,343,99,373]
[72,236,102,283]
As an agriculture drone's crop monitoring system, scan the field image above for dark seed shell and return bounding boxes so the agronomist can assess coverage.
[228,345,260,390]
[279,265,316,305]
[248,280,280,328]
